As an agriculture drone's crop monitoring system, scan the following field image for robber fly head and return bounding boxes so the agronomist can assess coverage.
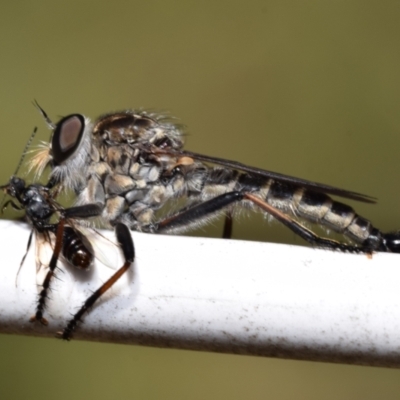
[30,103,93,190]
[32,105,185,192]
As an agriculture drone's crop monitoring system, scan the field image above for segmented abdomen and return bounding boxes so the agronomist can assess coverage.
[202,169,378,246]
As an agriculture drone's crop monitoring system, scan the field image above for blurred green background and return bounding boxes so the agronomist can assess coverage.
[1,1,400,399]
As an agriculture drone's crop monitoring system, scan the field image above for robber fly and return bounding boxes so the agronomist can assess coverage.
[1,175,134,339]
[31,105,400,256]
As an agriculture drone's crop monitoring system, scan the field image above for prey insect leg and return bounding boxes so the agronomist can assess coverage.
[1,200,23,212]
[58,222,134,341]
[30,219,66,325]
[16,230,34,286]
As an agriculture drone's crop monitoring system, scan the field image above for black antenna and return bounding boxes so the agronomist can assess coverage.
[32,100,55,129]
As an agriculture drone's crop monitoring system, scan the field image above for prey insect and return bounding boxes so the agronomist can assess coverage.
[31,105,400,261]
[1,175,134,339]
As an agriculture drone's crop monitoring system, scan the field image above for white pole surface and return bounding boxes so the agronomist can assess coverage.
[1,219,400,368]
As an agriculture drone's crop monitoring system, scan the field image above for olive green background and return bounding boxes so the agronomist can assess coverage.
[1,1,400,399]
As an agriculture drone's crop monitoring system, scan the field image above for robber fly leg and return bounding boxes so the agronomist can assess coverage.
[57,222,134,341]
[64,203,103,219]
[222,212,234,239]
[152,191,373,254]
[31,203,103,327]
[154,192,244,233]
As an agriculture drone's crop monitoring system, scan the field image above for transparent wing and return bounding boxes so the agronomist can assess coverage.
[35,231,53,286]
[172,150,377,204]
[77,226,120,270]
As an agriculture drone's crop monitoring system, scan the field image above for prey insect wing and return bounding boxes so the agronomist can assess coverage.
[34,230,53,284]
[72,226,120,270]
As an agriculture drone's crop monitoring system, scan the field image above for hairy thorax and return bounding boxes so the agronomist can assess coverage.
[77,114,206,229]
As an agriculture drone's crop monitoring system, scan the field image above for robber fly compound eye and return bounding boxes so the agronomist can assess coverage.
[52,114,86,165]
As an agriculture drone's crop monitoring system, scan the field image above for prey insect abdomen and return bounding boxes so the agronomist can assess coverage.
[61,226,94,270]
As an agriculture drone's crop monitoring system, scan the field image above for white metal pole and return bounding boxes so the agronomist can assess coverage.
[1,219,400,368]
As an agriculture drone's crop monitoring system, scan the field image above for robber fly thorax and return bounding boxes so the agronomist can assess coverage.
[30,105,400,254]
